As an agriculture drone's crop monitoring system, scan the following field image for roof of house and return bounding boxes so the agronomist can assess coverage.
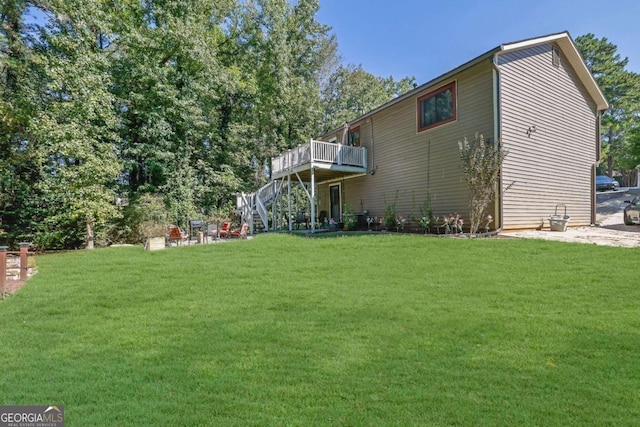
[331,31,608,134]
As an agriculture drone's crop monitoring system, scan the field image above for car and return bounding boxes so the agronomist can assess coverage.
[623,197,640,225]
[596,175,620,192]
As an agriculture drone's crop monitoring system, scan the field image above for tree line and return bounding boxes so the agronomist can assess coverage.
[575,34,640,185]
[0,0,414,249]
[2,2,638,250]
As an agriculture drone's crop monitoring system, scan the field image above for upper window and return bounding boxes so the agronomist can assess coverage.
[348,126,360,147]
[417,81,457,132]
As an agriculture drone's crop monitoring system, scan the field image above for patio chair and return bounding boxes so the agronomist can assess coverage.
[218,221,232,239]
[205,223,218,242]
[167,225,187,246]
[318,210,328,227]
[230,222,249,239]
[294,211,309,229]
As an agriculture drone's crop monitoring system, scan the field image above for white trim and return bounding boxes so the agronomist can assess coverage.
[500,33,567,52]
[500,33,607,110]
[318,32,608,140]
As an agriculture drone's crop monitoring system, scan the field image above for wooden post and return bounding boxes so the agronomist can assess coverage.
[288,175,292,232]
[0,246,7,295]
[19,242,29,281]
[310,168,316,233]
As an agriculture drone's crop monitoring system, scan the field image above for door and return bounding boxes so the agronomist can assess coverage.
[330,184,341,222]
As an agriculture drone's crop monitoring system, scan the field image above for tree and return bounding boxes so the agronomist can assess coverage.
[109,0,245,226]
[26,0,123,249]
[458,133,507,234]
[576,34,640,179]
[242,0,333,175]
[0,0,57,247]
[1,0,419,249]
[320,64,415,132]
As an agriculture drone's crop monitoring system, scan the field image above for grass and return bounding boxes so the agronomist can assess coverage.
[1,233,639,425]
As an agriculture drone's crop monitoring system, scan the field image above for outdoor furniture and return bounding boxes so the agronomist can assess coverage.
[294,211,309,229]
[205,223,218,242]
[189,219,204,242]
[230,222,249,239]
[167,225,187,246]
[318,210,328,227]
[218,221,232,239]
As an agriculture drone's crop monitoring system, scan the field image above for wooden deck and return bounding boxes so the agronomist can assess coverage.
[271,140,367,181]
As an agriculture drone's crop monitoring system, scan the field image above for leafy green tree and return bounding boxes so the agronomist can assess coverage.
[110,0,268,226]
[320,64,415,132]
[576,33,640,178]
[28,0,122,249]
[240,0,333,180]
[0,0,53,247]
[1,0,420,249]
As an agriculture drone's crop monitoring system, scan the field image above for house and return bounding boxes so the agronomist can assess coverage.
[238,31,608,233]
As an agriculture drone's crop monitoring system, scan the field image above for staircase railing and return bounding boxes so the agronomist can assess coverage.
[237,180,282,233]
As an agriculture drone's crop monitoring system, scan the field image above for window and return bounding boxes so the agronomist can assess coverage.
[417,81,456,132]
[348,126,360,147]
[552,46,560,67]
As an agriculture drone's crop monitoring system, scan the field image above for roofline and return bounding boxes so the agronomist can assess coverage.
[323,47,499,135]
[499,31,608,110]
[325,31,608,135]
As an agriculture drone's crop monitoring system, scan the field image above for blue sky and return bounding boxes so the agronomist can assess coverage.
[316,0,640,83]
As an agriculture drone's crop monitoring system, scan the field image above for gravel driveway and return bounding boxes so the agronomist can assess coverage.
[504,191,640,247]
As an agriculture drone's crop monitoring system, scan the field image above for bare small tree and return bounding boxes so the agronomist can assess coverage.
[458,133,507,234]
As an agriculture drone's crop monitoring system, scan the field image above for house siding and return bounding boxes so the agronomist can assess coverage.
[498,43,598,229]
[318,61,495,223]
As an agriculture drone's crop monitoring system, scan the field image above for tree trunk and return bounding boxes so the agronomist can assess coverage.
[86,218,94,250]
[607,127,614,177]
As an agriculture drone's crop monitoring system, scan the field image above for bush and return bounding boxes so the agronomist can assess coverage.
[383,201,398,230]
[343,205,357,231]
[458,133,507,234]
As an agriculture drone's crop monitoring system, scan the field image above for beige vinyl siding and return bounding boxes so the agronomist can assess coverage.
[319,61,495,222]
[498,43,597,229]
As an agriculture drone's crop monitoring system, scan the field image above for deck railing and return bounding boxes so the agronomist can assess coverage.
[271,140,367,176]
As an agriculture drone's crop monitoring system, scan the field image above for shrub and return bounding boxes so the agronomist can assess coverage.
[383,201,398,230]
[343,205,357,231]
[458,133,507,234]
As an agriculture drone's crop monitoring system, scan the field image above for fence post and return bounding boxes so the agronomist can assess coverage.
[0,246,7,295]
[20,242,30,281]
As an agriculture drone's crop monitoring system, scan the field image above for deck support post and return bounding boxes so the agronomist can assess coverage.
[249,194,254,235]
[19,243,29,280]
[269,181,276,232]
[287,175,292,232]
[310,168,316,233]
[0,246,7,295]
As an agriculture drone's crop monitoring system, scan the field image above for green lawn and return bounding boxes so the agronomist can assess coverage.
[1,234,639,426]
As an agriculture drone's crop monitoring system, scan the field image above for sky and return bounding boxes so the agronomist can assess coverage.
[316,0,640,84]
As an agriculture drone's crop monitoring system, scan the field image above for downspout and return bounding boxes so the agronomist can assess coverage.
[491,53,504,233]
